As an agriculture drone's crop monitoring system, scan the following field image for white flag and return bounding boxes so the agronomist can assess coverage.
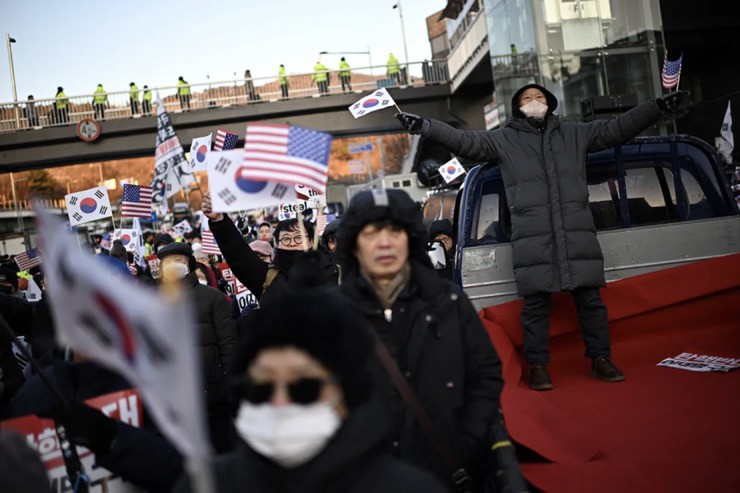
[65,186,113,226]
[26,278,43,302]
[115,228,139,252]
[151,94,195,206]
[173,220,193,237]
[207,149,293,212]
[348,88,396,119]
[132,218,148,269]
[718,101,734,164]
[189,134,212,172]
[36,208,211,461]
[438,157,467,184]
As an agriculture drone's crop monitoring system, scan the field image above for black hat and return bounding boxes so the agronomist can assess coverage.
[109,240,127,264]
[428,219,454,242]
[511,83,558,118]
[156,242,196,271]
[231,253,374,410]
[130,82,135,86]
[57,86,63,92]
[337,189,427,273]
[152,233,174,250]
[321,218,341,243]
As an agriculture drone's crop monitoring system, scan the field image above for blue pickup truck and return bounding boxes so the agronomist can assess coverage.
[451,134,740,310]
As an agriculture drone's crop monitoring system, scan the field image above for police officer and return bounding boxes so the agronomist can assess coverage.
[93,84,107,120]
[129,82,139,116]
[142,85,152,115]
[312,61,329,95]
[54,86,69,124]
[177,76,191,110]
[387,53,401,85]
[339,57,352,93]
[278,64,289,98]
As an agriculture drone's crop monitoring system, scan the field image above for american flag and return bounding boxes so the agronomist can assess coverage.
[15,248,43,271]
[121,184,153,218]
[214,129,239,151]
[242,124,332,193]
[661,52,683,89]
[316,213,329,236]
[201,230,222,255]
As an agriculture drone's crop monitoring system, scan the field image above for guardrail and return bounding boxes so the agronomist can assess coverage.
[0,60,449,134]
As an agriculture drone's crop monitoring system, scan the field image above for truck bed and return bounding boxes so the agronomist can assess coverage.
[478,254,740,492]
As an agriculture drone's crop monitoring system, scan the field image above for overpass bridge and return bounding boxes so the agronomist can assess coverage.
[0,60,493,172]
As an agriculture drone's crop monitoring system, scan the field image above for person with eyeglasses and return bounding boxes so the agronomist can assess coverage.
[201,192,338,308]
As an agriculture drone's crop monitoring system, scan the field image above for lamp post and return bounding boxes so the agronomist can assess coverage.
[5,34,20,128]
[392,2,410,66]
[319,50,373,70]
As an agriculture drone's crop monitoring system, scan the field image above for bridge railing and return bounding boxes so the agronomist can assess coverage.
[0,60,449,134]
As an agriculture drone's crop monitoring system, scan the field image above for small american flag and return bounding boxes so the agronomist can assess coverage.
[121,184,153,218]
[15,248,43,271]
[316,213,329,236]
[242,124,332,193]
[201,230,222,255]
[661,52,683,89]
[214,129,239,151]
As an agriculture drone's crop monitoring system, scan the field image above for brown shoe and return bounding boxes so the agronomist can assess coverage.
[591,356,626,382]
[529,363,554,391]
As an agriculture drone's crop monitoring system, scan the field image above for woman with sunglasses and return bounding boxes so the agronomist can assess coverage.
[176,275,446,492]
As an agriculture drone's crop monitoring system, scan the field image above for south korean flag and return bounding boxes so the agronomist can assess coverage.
[65,186,113,226]
[438,157,467,184]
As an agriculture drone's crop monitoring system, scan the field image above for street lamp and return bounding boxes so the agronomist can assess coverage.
[319,50,373,70]
[5,34,20,128]
[392,2,410,66]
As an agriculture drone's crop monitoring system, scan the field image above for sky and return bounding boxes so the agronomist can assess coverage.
[0,0,447,102]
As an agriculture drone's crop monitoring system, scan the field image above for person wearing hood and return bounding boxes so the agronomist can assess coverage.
[201,192,337,307]
[336,189,503,489]
[175,270,447,493]
[427,219,456,280]
[156,242,238,452]
[396,85,688,391]
[321,218,340,254]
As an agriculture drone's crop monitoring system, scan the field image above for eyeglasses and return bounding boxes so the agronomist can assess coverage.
[278,235,305,247]
[230,377,334,405]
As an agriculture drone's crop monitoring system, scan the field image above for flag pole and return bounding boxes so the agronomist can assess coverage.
[312,207,320,252]
[295,206,310,253]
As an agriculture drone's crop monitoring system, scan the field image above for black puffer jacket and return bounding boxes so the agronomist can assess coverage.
[423,84,663,296]
[174,397,447,493]
[209,215,336,307]
[340,261,503,487]
[180,273,238,391]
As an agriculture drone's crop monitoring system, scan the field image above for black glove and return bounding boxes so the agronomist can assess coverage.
[395,112,429,135]
[38,402,118,454]
[656,90,688,114]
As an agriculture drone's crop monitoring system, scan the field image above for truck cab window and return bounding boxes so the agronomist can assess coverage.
[586,165,623,229]
[624,165,679,226]
[472,178,509,245]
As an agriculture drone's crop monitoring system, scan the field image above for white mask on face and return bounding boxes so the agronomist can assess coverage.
[162,263,189,280]
[520,99,548,119]
[198,279,208,285]
[234,401,341,468]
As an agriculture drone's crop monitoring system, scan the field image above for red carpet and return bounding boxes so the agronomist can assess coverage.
[480,254,740,492]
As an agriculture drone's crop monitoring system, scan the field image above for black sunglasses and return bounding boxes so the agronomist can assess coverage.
[230,377,333,405]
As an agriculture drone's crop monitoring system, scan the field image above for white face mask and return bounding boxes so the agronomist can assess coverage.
[162,263,189,280]
[198,279,208,285]
[234,401,341,468]
[520,99,548,119]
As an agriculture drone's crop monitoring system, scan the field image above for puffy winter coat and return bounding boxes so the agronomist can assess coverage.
[339,261,503,487]
[423,85,663,296]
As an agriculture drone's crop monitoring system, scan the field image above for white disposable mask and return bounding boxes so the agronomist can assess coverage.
[520,99,548,119]
[162,263,189,280]
[198,279,208,285]
[235,401,341,468]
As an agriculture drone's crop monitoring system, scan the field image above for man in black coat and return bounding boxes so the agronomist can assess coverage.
[396,85,688,390]
[157,242,238,452]
[201,192,337,307]
[337,189,503,489]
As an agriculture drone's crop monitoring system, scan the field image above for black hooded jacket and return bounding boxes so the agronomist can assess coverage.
[209,215,336,306]
[174,397,446,493]
[423,84,663,296]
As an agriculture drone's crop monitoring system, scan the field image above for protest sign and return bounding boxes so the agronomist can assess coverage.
[145,254,161,279]
[657,352,740,372]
